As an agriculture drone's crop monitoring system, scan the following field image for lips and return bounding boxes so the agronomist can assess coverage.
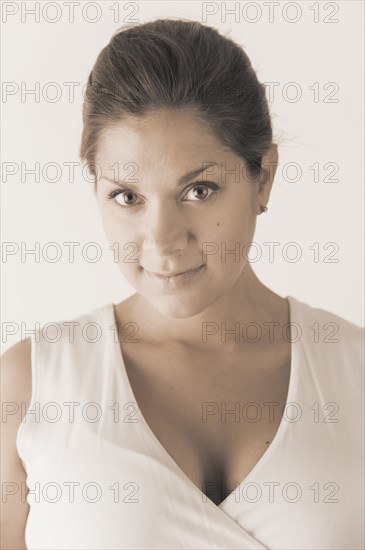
[143,263,206,289]
[147,265,204,277]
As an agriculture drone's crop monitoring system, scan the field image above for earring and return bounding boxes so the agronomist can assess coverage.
[259,205,268,214]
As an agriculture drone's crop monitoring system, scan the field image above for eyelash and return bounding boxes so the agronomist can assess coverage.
[105,181,220,208]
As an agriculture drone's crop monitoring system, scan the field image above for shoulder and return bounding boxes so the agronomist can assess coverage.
[32,302,114,349]
[1,338,33,469]
[0,302,113,397]
[289,295,364,368]
[1,338,32,414]
[291,295,363,337]
[0,339,31,548]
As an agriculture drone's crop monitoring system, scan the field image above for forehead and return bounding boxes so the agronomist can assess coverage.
[95,109,231,168]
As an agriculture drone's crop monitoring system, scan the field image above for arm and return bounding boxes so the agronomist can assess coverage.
[1,338,32,549]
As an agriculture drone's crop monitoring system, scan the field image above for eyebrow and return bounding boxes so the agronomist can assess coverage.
[100,162,218,188]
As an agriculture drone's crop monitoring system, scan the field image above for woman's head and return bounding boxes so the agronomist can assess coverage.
[80,18,274,183]
[79,19,278,318]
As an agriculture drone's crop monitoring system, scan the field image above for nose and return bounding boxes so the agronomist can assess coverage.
[142,203,188,255]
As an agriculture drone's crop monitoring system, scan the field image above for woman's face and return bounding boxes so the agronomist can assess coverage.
[95,109,270,318]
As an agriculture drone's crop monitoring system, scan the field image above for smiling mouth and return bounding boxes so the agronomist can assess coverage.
[143,264,206,289]
[147,265,205,277]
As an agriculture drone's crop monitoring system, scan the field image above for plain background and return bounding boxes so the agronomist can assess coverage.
[1,0,364,351]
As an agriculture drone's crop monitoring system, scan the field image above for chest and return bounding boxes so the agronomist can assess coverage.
[121,342,292,506]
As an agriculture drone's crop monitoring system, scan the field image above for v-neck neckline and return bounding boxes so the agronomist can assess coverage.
[108,295,298,511]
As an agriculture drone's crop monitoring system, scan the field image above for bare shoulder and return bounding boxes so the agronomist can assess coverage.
[1,338,32,414]
[0,338,32,549]
[1,337,33,459]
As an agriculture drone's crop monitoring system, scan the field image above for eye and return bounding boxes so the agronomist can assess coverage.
[183,181,219,202]
[105,180,220,208]
[106,189,140,207]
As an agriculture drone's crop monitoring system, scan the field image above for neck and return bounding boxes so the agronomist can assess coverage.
[125,263,289,351]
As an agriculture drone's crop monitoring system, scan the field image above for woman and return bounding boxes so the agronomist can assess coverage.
[2,19,363,550]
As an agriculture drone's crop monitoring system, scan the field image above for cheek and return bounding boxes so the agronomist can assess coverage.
[97,205,141,264]
[204,211,256,269]
[206,186,256,236]
[210,210,255,244]
[98,202,129,237]
[100,214,121,245]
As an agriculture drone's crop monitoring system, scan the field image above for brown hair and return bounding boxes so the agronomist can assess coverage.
[79,18,273,185]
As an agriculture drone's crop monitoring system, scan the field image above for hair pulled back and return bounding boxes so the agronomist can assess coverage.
[80,18,273,183]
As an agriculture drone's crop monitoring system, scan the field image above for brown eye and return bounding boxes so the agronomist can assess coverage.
[183,182,219,202]
[116,191,138,206]
[107,189,140,207]
[193,186,209,199]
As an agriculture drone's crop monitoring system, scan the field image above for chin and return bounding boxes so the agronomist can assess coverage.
[125,266,225,319]
[145,293,213,320]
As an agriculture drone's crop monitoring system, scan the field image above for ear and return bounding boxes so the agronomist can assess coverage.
[256,143,278,213]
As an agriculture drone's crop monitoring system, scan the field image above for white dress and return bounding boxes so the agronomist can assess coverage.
[16,295,364,549]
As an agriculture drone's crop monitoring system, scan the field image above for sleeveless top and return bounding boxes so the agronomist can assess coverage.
[16,295,364,549]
